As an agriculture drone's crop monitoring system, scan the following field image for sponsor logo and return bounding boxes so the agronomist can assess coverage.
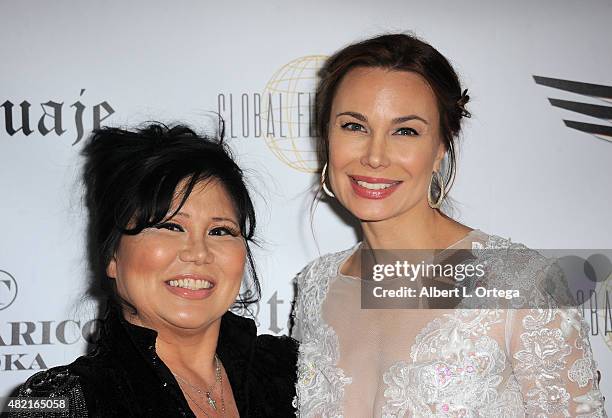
[534,76,612,142]
[0,319,101,371]
[0,270,18,311]
[1,89,115,145]
[218,56,327,172]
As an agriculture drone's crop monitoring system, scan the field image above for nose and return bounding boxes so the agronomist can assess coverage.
[360,132,390,169]
[179,237,214,265]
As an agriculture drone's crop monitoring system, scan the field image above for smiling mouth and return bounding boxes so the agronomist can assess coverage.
[350,176,401,188]
[354,179,397,190]
[166,278,214,291]
[348,175,402,199]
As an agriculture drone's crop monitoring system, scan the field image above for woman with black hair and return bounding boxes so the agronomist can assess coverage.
[11,123,297,417]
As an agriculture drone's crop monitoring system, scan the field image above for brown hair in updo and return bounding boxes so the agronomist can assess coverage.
[315,33,470,199]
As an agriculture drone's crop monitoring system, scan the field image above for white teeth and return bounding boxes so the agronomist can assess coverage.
[356,180,394,190]
[168,279,213,290]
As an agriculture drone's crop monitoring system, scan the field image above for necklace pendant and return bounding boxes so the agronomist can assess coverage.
[206,392,217,411]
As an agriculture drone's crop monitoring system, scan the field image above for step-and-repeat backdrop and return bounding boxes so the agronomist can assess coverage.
[1,0,610,410]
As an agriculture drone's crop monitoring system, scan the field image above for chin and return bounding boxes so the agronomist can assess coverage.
[348,205,395,223]
[338,193,399,221]
[165,311,220,331]
[156,302,222,328]
[343,193,424,224]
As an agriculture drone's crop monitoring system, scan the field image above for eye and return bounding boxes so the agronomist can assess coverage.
[341,122,366,133]
[154,222,184,232]
[394,127,419,136]
[209,226,240,237]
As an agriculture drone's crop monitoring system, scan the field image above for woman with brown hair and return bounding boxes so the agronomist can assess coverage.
[292,34,605,417]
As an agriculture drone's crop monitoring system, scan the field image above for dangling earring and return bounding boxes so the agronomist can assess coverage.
[428,170,446,209]
[321,163,335,198]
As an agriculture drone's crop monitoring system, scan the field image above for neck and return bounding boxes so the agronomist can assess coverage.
[361,201,447,250]
[124,312,221,379]
[156,321,221,376]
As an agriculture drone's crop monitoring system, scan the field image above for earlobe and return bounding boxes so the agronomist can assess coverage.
[434,144,447,172]
[106,257,118,279]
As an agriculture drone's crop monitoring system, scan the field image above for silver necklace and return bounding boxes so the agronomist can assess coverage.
[181,384,225,418]
[173,354,226,415]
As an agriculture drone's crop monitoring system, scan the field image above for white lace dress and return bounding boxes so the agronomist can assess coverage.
[292,230,606,417]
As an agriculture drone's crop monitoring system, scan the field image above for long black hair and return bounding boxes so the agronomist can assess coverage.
[82,122,260,313]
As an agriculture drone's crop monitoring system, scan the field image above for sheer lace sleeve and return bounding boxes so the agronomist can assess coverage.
[291,279,303,343]
[291,261,313,343]
[507,261,606,417]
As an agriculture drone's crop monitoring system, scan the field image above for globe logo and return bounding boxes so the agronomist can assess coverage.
[262,55,328,173]
[0,270,18,311]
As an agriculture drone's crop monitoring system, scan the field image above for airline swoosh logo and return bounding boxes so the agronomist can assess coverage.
[533,76,612,142]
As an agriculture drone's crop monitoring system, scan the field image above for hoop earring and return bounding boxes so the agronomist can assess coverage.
[321,163,335,198]
[428,171,446,209]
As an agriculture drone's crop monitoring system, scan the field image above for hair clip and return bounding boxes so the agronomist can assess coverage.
[457,89,471,118]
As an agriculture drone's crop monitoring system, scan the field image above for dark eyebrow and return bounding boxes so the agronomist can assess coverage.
[174,212,238,225]
[177,213,238,225]
[336,112,428,125]
[392,115,429,125]
[173,213,240,229]
[336,111,367,122]
[212,217,239,226]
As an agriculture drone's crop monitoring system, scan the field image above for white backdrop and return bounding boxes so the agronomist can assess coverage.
[1,0,610,411]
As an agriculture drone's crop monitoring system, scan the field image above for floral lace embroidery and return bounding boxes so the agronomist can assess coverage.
[383,318,520,418]
[293,249,355,417]
[293,235,606,417]
[514,328,572,375]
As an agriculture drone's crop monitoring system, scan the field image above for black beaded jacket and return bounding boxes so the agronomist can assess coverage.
[7,307,298,417]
